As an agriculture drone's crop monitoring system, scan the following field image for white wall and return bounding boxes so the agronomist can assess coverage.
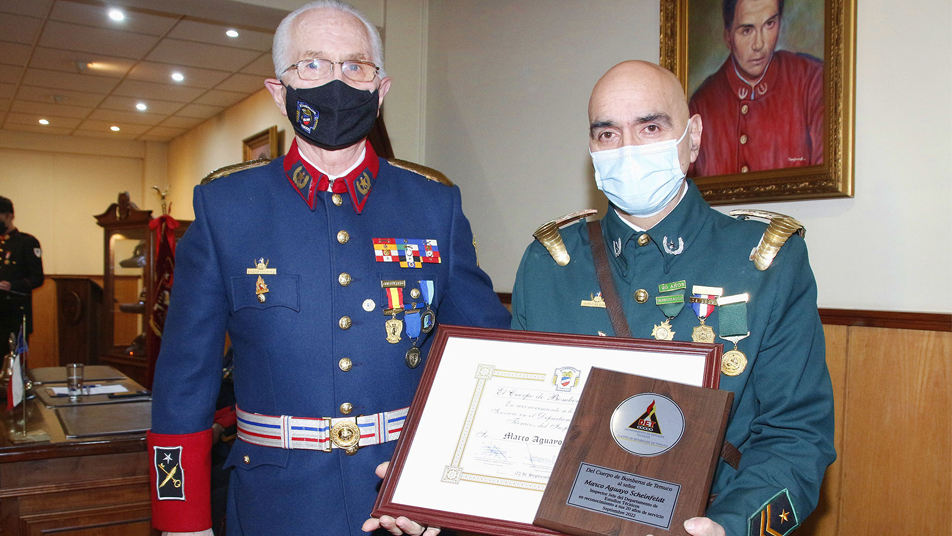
[423,0,952,314]
[425,0,653,287]
[0,131,155,275]
[166,90,290,220]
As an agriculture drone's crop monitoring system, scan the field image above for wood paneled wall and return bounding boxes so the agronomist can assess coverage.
[801,325,951,535]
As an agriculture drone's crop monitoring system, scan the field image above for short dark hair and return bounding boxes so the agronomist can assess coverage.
[723,0,784,29]
[0,197,12,215]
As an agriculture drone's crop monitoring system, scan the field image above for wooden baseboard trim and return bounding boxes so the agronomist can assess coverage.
[496,293,951,332]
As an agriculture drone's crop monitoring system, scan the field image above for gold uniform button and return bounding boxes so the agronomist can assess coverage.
[339,316,352,329]
[332,193,343,206]
[338,273,352,286]
[741,104,749,114]
[243,455,250,464]
[740,134,748,145]
[339,357,353,371]
[741,165,750,173]
[337,230,350,244]
[410,288,421,299]
[634,289,649,303]
[340,402,353,415]
[637,234,650,247]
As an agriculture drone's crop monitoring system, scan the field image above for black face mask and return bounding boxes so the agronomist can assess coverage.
[284,80,379,151]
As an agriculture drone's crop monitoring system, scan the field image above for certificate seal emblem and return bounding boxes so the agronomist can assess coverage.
[610,393,685,456]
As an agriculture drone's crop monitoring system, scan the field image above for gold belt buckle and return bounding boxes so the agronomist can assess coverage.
[329,420,360,455]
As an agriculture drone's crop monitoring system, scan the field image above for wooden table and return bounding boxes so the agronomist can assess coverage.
[0,372,153,536]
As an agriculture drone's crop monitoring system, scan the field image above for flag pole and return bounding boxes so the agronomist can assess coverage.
[19,315,26,436]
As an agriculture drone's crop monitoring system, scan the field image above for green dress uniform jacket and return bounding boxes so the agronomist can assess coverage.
[512,181,834,535]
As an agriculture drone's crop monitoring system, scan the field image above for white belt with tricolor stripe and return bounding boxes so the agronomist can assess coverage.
[236,406,407,454]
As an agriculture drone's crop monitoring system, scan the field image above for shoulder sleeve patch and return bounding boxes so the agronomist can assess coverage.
[747,488,799,536]
[729,209,805,271]
[533,209,598,266]
[387,159,454,186]
[200,158,271,185]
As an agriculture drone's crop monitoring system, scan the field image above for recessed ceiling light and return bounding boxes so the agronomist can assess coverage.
[38,119,49,125]
[136,103,148,111]
[226,29,239,38]
[110,126,121,132]
[108,9,125,21]
[171,72,184,82]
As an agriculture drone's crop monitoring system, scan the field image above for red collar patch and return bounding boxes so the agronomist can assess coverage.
[283,139,380,214]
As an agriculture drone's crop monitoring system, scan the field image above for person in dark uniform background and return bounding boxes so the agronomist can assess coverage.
[0,196,44,348]
[147,2,510,536]
[512,61,834,536]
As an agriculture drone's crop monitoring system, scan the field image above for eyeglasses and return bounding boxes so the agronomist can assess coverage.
[282,58,379,83]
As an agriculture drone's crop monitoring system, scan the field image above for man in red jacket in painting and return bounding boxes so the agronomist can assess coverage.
[688,0,824,177]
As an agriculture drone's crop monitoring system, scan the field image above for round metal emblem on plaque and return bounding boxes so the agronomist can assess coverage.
[610,393,685,457]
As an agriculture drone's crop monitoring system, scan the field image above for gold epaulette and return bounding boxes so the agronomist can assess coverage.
[533,209,599,266]
[387,159,454,186]
[200,158,271,185]
[730,209,806,271]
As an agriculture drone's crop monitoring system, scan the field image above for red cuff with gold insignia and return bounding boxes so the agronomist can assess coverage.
[148,429,213,532]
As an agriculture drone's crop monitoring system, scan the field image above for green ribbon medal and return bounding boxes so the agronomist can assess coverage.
[717,293,750,376]
[653,280,686,340]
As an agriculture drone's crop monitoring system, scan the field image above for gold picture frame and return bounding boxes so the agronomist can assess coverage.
[242,126,279,162]
[660,0,857,204]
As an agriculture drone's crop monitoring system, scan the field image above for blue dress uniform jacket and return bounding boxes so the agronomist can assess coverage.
[149,142,511,536]
[512,181,834,536]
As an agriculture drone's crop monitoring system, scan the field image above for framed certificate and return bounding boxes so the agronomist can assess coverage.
[373,325,722,536]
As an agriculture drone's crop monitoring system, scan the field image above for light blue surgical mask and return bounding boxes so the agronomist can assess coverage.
[591,119,692,218]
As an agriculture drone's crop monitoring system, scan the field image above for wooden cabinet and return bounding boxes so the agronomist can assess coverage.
[94,194,189,386]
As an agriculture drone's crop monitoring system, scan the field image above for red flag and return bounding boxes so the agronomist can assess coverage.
[146,214,179,389]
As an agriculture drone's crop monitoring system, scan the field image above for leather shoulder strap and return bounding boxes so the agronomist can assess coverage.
[587,221,632,338]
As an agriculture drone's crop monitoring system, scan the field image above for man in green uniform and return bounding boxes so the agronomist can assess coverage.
[0,196,43,347]
[511,61,834,536]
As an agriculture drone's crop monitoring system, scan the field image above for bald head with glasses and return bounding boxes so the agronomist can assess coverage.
[265,0,391,174]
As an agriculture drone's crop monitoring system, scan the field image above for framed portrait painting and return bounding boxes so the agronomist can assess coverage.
[242,125,280,162]
[660,0,856,204]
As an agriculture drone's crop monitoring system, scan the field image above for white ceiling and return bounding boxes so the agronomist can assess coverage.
[0,0,289,142]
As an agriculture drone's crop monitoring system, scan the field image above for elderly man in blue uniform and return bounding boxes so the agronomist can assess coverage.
[148,2,510,535]
[512,61,834,536]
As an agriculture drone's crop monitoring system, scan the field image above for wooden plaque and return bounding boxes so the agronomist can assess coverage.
[373,326,722,536]
[534,368,732,536]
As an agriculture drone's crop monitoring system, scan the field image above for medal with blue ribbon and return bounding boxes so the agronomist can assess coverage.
[717,293,750,376]
[419,280,436,334]
[404,309,422,368]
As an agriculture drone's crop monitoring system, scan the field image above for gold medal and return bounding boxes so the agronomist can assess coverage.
[385,316,403,344]
[721,349,748,376]
[651,319,675,341]
[692,319,715,343]
[405,346,421,368]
